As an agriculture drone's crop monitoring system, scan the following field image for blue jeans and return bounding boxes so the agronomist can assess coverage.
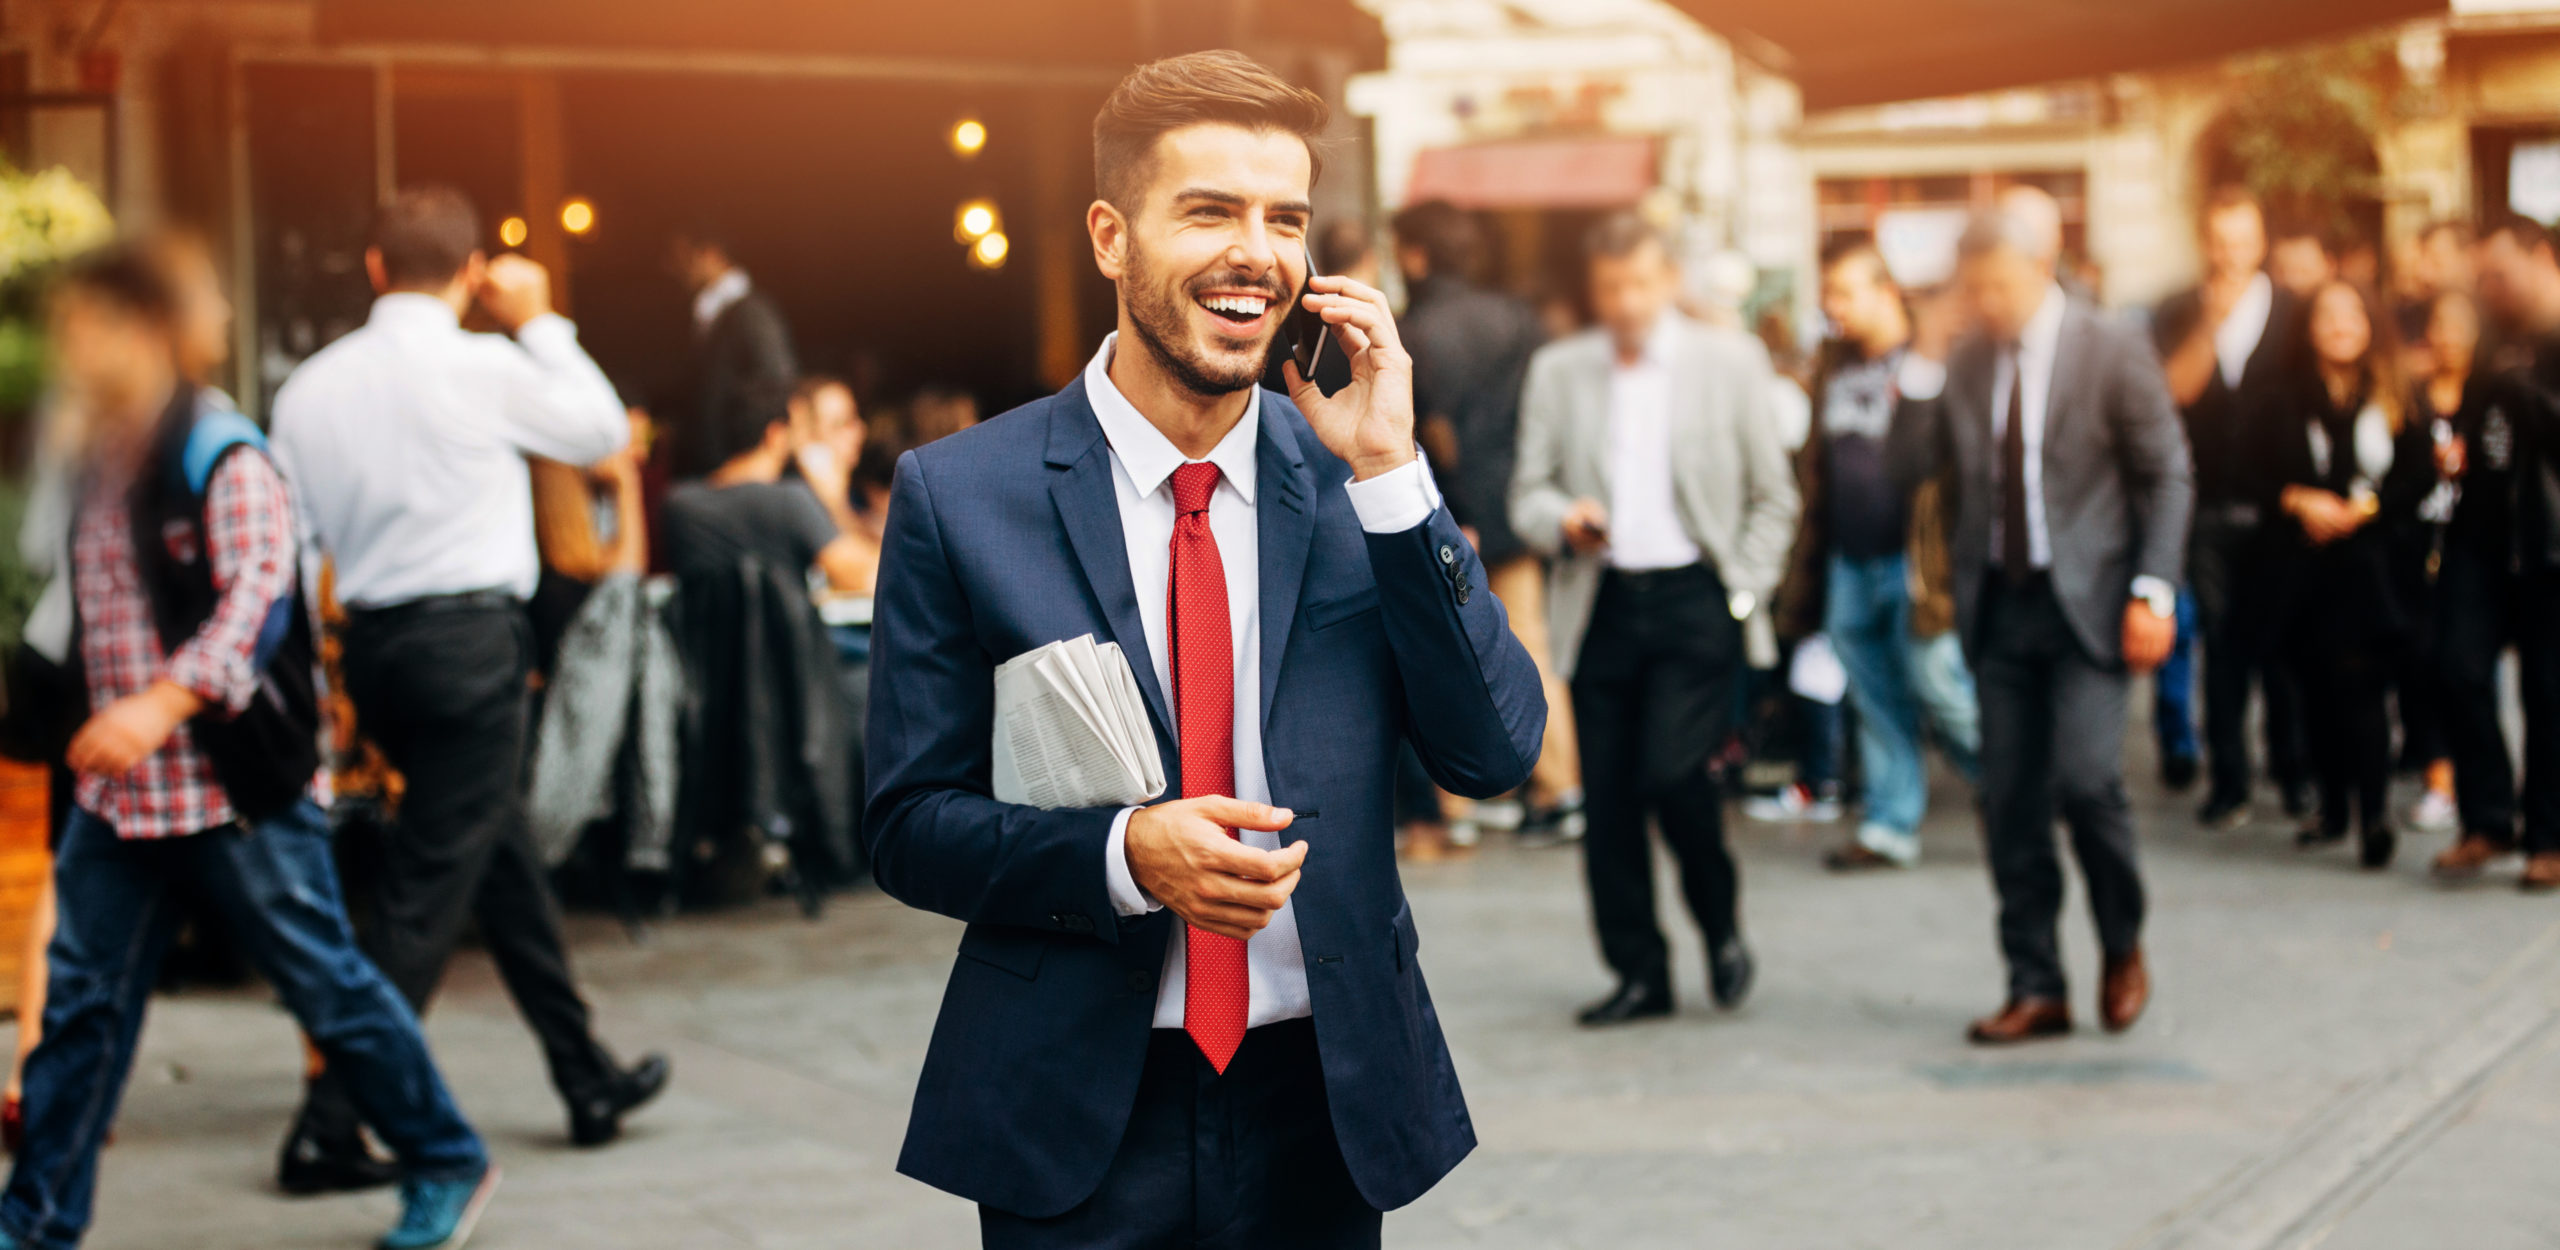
[2152,589,2200,763]
[2,802,484,1249]
[1826,555,1982,852]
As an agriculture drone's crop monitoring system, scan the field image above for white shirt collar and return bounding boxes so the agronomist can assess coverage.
[1615,313,1680,371]
[368,292,461,332]
[1082,332,1259,505]
[692,268,752,333]
[2020,283,2068,359]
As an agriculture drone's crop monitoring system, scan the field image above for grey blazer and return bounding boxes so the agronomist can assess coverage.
[1885,300,2194,667]
[1509,317,1801,680]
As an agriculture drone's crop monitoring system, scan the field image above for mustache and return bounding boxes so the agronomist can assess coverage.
[1184,268,1291,302]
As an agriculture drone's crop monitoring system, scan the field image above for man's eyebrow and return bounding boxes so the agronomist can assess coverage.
[1168,188,1314,218]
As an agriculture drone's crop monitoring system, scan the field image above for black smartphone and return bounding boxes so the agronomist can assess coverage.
[1285,245,1330,379]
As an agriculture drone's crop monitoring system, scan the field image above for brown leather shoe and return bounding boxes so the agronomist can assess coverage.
[2522,852,2560,893]
[2434,834,2514,878]
[1966,997,2072,1045]
[2100,949,2150,1033]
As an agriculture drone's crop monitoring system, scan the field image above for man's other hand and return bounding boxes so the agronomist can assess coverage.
[478,254,556,333]
[1561,498,1611,555]
[2121,600,2175,674]
[67,681,202,778]
[1126,796,1304,942]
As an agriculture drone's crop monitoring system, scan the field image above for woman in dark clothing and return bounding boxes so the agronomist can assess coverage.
[2395,291,2486,834]
[2253,279,2433,868]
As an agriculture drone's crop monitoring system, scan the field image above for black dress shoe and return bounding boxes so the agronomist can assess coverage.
[1708,938,1755,1009]
[569,1053,672,1147]
[2359,826,2397,870]
[2197,795,2251,830]
[277,1122,399,1196]
[2160,754,2199,792]
[2295,824,2347,850]
[1575,980,1672,1027]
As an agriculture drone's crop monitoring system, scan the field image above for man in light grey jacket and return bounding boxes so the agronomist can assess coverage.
[1511,213,1800,1027]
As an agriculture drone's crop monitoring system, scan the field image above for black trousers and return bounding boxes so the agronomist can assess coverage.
[1571,563,1742,990]
[2437,555,2560,851]
[2192,511,2307,805]
[979,1021,1377,1250]
[1975,575,2146,1001]
[2291,627,2394,838]
[305,598,615,1138]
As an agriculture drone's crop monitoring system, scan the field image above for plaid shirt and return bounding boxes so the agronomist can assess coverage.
[72,443,324,838]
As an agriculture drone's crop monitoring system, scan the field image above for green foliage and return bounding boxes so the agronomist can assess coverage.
[2202,39,2391,240]
[0,479,36,653]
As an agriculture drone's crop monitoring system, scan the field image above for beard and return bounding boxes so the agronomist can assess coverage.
[1122,238,1287,399]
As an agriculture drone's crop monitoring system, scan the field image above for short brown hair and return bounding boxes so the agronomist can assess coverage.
[2201,183,2261,224]
[1092,50,1328,211]
[370,185,481,289]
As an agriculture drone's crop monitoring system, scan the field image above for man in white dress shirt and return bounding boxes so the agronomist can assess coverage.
[267,186,667,1184]
[1510,213,1801,1027]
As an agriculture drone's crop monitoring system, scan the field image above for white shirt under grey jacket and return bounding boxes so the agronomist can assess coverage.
[267,293,628,609]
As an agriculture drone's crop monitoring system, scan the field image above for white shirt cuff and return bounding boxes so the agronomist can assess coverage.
[1104,806,1162,917]
[514,312,580,353]
[1896,355,1949,401]
[1341,450,1443,534]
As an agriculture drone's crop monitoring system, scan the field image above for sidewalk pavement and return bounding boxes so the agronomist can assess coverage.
[60,759,2560,1249]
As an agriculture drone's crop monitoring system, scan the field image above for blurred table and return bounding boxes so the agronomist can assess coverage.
[0,759,49,1016]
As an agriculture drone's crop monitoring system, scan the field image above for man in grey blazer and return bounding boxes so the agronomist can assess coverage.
[1511,214,1800,1026]
[1888,210,2192,1045]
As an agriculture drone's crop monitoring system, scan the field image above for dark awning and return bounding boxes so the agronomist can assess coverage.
[1668,0,2446,111]
[1403,136,1657,209]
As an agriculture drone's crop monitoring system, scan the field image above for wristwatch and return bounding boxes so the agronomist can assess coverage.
[2130,575,2177,620]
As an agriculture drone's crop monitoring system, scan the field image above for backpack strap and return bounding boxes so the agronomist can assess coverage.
[177,404,267,497]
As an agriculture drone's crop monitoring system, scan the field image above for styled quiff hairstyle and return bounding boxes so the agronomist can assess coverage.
[1092,50,1329,211]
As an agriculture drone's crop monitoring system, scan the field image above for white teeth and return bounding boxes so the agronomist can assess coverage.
[1201,294,1268,317]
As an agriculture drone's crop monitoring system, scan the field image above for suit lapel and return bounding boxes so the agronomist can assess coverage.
[1256,402,1315,735]
[2042,305,2091,467]
[1043,379,1174,741]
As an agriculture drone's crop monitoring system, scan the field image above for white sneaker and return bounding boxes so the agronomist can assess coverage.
[1743,783,1843,824]
[2409,790,2458,834]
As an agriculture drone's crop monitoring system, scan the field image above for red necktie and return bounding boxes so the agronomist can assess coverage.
[1169,462,1247,1073]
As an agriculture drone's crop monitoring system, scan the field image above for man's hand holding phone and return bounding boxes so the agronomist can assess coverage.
[1562,498,1611,555]
[1126,797,1304,941]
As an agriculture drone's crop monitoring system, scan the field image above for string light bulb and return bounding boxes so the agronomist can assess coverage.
[559,197,596,236]
[498,216,529,248]
[951,118,987,158]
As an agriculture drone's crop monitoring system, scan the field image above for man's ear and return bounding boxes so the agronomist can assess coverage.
[364,248,389,295]
[1089,199,1129,283]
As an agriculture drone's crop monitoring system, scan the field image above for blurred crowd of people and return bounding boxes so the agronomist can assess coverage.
[0,183,988,1248]
[15,117,2560,1247]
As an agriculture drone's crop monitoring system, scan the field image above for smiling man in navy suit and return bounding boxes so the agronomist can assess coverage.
[864,50,1547,1249]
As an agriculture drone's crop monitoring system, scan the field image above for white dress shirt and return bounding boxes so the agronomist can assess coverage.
[1082,333,1438,1030]
[2213,273,2274,392]
[1898,282,2066,571]
[1603,315,1705,571]
[267,294,628,608]
[692,268,752,337]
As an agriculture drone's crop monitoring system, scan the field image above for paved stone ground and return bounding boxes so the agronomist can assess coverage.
[54,741,2560,1249]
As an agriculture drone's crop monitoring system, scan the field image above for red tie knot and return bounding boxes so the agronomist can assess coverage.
[1172,462,1221,517]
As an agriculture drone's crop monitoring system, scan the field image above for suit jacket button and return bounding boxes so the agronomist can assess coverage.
[1456,582,1472,605]
[1438,544,1456,565]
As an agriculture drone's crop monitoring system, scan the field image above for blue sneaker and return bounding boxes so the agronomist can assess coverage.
[378,1164,499,1250]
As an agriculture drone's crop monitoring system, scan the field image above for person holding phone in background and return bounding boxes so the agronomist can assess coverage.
[1510,212,1802,1028]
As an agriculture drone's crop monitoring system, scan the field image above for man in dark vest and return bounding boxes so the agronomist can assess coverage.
[0,246,495,1250]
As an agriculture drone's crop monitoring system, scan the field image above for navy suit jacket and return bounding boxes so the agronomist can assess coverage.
[864,377,1546,1217]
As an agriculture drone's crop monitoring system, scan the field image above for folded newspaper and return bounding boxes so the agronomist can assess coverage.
[992,635,1167,810]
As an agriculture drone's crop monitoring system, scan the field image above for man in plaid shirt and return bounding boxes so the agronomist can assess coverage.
[0,246,495,1250]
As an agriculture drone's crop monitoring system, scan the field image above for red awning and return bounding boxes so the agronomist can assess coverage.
[1403,136,1657,209]
[1669,0,2445,110]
